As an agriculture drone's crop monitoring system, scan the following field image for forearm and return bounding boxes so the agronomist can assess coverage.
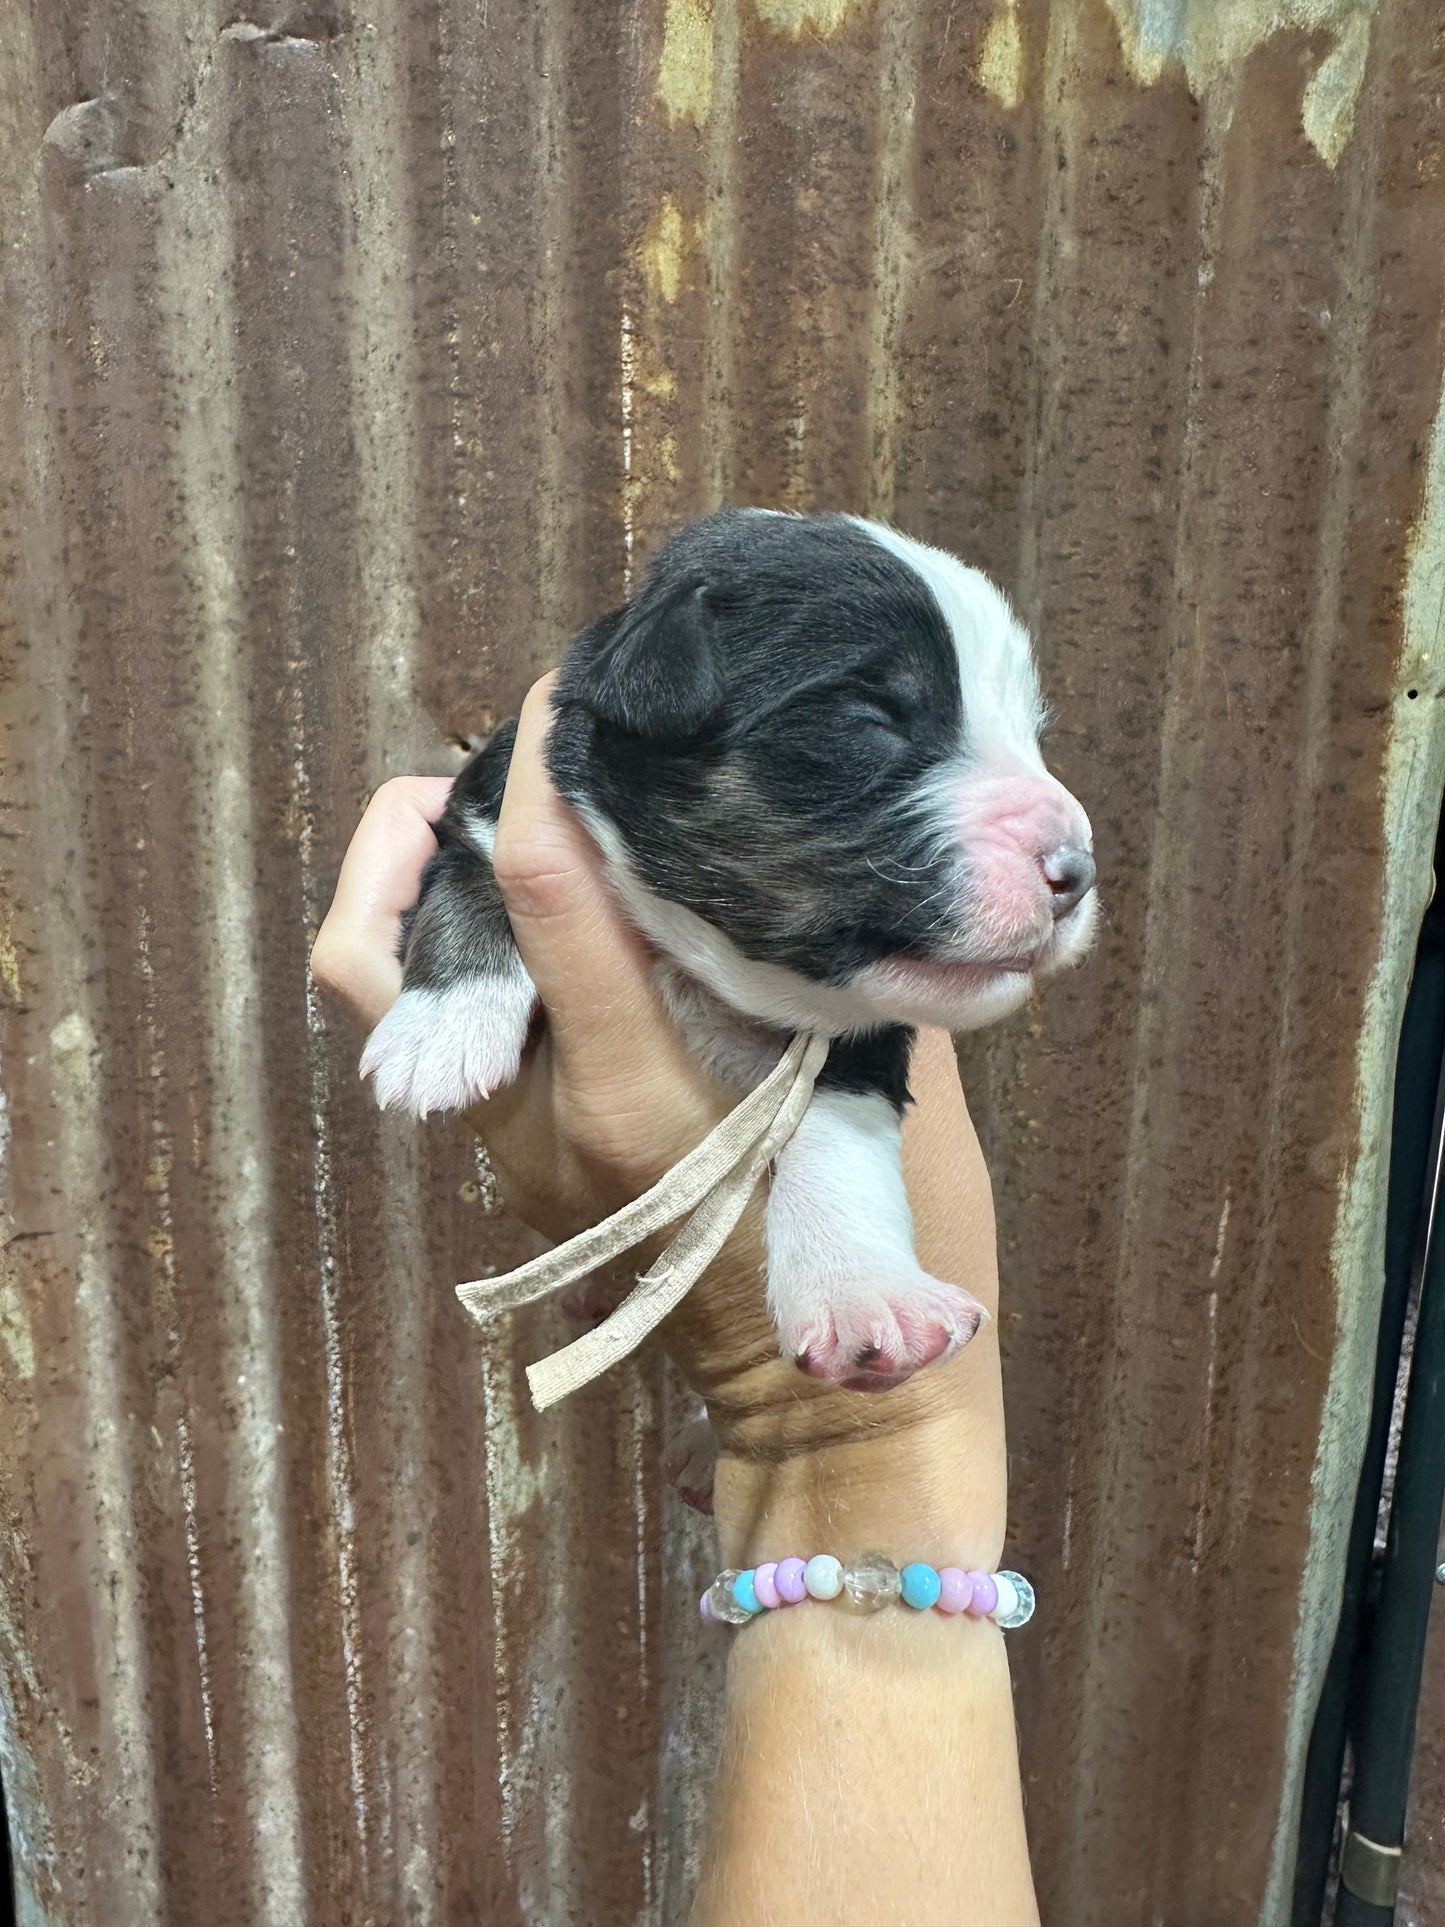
[692,1392,1039,1927]
[693,1605,1034,1927]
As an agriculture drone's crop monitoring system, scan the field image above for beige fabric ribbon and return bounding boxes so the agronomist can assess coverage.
[456,1030,830,1410]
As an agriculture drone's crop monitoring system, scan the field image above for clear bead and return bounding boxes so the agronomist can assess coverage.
[993,1570,1035,1630]
[706,1570,754,1627]
[842,1551,901,1611]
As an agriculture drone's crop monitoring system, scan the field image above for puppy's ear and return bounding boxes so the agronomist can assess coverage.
[575,580,723,738]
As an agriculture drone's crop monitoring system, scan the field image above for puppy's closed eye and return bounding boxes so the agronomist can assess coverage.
[844,694,912,739]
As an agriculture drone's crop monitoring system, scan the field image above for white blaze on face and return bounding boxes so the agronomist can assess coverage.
[851,518,1046,765]
[853,517,1098,998]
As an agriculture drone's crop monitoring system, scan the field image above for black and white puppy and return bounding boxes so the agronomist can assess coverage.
[362,510,1097,1390]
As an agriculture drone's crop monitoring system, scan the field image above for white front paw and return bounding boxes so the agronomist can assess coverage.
[360,972,536,1117]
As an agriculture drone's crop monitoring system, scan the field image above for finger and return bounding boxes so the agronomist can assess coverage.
[492,678,689,1086]
[311,775,454,1027]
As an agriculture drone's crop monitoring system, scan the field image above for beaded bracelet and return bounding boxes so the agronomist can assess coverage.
[700,1551,1035,1629]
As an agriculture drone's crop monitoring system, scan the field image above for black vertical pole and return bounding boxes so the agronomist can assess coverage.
[1295,819,1445,1926]
[1334,1155,1445,1924]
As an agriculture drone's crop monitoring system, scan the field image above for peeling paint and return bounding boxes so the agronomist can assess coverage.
[174,1412,218,1795]
[344,11,426,779]
[1101,0,1378,168]
[637,195,692,306]
[0,1279,34,1381]
[621,307,639,585]
[0,912,21,1005]
[476,1331,563,1912]
[751,0,865,37]
[657,0,714,127]
[478,1348,544,1538]
[978,0,1024,110]
[48,1010,97,1067]
[1302,11,1373,167]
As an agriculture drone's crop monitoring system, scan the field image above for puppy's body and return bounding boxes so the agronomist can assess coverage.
[363,511,1096,1389]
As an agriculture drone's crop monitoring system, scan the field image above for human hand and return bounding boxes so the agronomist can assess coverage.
[311,678,1008,1567]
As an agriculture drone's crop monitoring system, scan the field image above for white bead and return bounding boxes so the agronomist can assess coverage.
[804,1554,843,1600]
[991,1574,1019,1622]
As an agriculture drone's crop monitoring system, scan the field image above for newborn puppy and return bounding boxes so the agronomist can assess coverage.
[363,510,1097,1390]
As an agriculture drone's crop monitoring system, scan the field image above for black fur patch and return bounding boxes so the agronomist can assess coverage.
[817,1025,915,1108]
[548,512,964,985]
[396,719,518,981]
[446,717,515,825]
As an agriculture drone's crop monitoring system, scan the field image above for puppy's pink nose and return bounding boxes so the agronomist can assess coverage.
[1041,845,1095,917]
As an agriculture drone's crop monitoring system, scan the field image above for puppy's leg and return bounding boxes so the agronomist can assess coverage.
[765,1085,984,1390]
[361,729,537,1116]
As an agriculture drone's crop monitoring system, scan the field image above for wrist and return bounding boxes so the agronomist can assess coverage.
[709,1345,1008,1571]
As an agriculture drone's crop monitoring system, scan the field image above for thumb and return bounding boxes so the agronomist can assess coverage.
[491,676,694,1092]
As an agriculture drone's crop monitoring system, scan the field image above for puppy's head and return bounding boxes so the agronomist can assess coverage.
[549,510,1097,1035]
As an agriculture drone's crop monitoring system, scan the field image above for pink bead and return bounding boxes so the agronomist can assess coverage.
[699,1588,716,1625]
[753,1562,781,1610]
[937,1567,973,1615]
[774,1556,808,1604]
[966,1570,999,1617]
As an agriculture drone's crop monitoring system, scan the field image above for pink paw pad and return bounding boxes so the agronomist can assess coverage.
[786,1281,984,1392]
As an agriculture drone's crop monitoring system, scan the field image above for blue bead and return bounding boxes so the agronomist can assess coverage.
[733,1569,761,1615]
[900,1562,942,1610]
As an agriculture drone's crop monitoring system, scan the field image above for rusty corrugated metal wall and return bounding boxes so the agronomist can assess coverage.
[1,2,1442,1923]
